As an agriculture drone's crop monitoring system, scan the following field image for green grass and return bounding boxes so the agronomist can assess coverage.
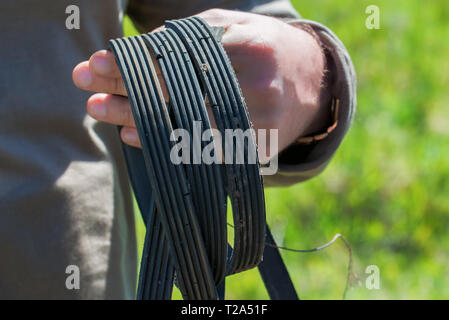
[125,0,449,299]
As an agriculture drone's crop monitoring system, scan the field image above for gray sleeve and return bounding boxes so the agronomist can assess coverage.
[126,0,301,32]
[243,0,301,18]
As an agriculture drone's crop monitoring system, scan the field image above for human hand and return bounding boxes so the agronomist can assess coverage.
[72,9,328,156]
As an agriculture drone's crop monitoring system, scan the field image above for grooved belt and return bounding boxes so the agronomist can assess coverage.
[109,16,299,300]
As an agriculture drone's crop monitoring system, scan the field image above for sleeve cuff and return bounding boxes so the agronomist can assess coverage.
[264,18,357,187]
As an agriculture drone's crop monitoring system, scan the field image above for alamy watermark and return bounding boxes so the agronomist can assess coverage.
[365,264,381,290]
[65,5,80,30]
[65,265,80,290]
[365,5,380,29]
[169,121,279,175]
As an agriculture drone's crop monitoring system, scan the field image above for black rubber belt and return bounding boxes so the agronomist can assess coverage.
[109,16,298,300]
[166,18,265,275]
[143,30,227,285]
[110,35,217,299]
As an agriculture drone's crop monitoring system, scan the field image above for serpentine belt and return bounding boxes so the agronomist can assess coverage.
[109,16,299,300]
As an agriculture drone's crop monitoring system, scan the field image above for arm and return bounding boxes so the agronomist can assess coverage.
[72,3,356,187]
[244,0,357,186]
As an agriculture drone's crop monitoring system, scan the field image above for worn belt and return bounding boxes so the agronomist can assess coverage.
[109,16,298,300]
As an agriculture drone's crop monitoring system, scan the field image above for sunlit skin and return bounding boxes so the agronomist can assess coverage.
[72,9,329,157]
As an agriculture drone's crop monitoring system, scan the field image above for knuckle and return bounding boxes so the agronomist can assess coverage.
[120,106,132,126]
[113,78,120,94]
[126,109,134,126]
[202,8,224,17]
[246,35,275,60]
[266,81,283,101]
[248,80,283,115]
[250,76,282,100]
[114,78,125,95]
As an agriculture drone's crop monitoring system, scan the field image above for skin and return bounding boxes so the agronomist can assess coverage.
[72,9,329,159]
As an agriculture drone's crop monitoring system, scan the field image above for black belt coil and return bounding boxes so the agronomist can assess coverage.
[109,16,298,300]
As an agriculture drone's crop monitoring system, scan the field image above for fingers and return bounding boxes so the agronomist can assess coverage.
[87,93,135,127]
[80,49,168,150]
[120,126,142,148]
[87,93,142,148]
[72,50,127,96]
[89,49,123,78]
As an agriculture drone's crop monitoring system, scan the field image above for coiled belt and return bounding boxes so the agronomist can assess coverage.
[109,16,298,300]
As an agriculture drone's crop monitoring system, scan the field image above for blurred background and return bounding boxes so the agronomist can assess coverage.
[127,0,449,299]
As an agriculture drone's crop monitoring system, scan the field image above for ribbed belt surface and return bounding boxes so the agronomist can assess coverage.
[109,16,297,300]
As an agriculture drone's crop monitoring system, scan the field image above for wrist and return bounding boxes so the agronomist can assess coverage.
[289,22,334,141]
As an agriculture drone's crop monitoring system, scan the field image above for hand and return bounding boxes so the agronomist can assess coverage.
[72,9,328,157]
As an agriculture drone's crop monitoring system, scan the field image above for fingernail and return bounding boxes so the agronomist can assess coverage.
[123,130,137,144]
[92,55,110,75]
[76,68,92,87]
[88,103,106,119]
